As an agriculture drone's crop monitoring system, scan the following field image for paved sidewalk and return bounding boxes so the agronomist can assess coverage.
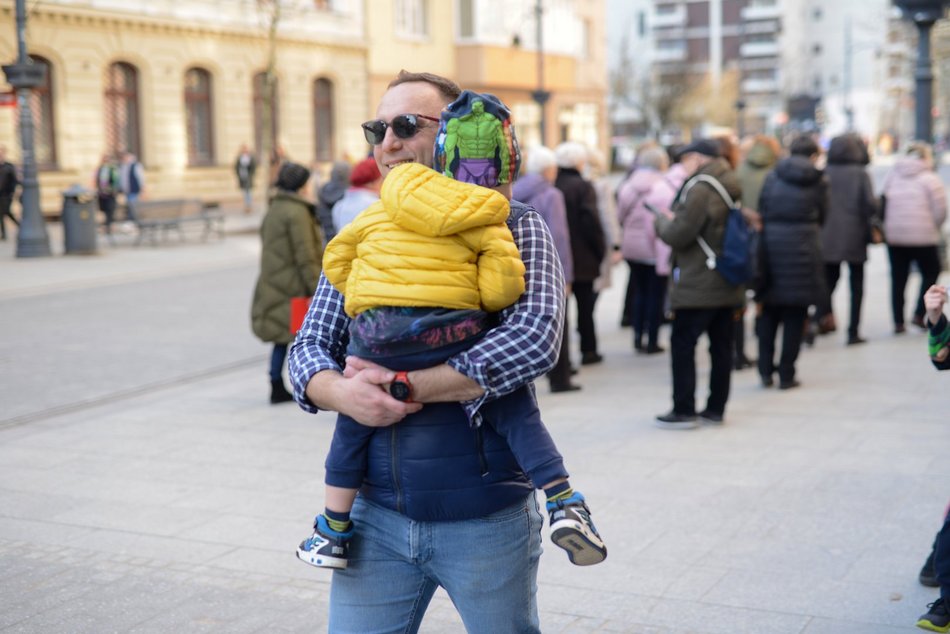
[1,219,948,632]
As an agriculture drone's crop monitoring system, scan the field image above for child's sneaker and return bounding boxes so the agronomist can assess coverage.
[296,514,352,569]
[917,598,950,632]
[547,492,607,566]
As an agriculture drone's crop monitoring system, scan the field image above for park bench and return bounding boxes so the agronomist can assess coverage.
[133,199,225,246]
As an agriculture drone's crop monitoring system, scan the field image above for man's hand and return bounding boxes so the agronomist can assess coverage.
[306,363,421,427]
[345,355,485,404]
[924,284,947,326]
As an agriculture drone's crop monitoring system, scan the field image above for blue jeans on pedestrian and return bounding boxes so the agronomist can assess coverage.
[328,493,543,633]
[269,343,288,382]
[125,192,139,222]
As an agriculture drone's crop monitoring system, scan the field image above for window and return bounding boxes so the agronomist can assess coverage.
[104,62,141,159]
[581,18,592,59]
[637,11,646,37]
[184,68,214,166]
[253,71,280,158]
[28,56,56,169]
[313,78,335,162]
[395,0,428,38]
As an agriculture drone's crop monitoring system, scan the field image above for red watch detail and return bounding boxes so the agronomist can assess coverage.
[390,371,413,402]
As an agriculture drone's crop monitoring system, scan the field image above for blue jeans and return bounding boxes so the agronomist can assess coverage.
[329,493,543,633]
[269,343,288,382]
[125,192,139,222]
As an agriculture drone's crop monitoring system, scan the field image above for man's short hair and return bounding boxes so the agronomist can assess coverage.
[789,135,819,157]
[388,70,461,102]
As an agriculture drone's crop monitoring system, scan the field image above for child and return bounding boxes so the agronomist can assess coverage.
[916,284,950,632]
[295,91,606,570]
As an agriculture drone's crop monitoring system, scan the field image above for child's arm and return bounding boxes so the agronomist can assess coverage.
[475,225,526,313]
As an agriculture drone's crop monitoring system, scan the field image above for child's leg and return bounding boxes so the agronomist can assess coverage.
[480,386,606,566]
[322,413,377,531]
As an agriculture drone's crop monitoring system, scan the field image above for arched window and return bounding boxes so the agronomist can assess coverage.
[104,62,141,159]
[185,67,215,166]
[313,78,335,162]
[28,56,56,169]
[252,71,279,158]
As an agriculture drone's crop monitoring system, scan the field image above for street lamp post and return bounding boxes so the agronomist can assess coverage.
[2,0,51,257]
[893,0,950,142]
[531,0,551,146]
[735,99,746,138]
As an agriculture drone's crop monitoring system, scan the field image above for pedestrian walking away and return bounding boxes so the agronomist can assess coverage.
[818,133,878,344]
[882,142,947,335]
[251,162,324,405]
[754,135,828,391]
[0,145,21,241]
[119,151,145,225]
[556,141,606,366]
[654,138,744,429]
[234,144,257,213]
[288,71,603,633]
[512,145,580,393]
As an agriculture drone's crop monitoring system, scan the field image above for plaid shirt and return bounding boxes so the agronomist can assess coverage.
[287,202,565,425]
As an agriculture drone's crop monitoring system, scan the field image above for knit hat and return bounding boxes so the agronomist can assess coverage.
[276,162,311,192]
[349,157,381,187]
[679,138,721,159]
[433,90,521,186]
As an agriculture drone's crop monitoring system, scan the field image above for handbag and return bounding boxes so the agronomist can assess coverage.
[289,296,311,334]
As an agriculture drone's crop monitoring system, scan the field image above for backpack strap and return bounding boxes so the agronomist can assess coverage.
[682,173,741,209]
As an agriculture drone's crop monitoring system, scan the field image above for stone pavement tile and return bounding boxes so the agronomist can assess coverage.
[0,443,85,470]
[646,598,810,634]
[48,498,220,537]
[77,528,235,564]
[701,569,929,628]
[0,516,99,545]
[0,487,89,520]
[203,545,330,583]
[801,616,925,633]
[177,514,307,552]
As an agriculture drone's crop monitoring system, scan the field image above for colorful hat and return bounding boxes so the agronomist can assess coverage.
[433,90,521,187]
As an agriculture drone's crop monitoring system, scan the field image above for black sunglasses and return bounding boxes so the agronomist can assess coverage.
[361,113,440,146]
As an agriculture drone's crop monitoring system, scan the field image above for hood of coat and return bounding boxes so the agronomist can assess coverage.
[512,172,549,202]
[381,163,510,237]
[744,141,778,169]
[827,134,869,166]
[775,155,823,186]
[628,167,664,196]
[892,155,930,179]
[270,189,316,213]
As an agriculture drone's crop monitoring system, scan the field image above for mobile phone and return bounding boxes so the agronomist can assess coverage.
[644,202,662,215]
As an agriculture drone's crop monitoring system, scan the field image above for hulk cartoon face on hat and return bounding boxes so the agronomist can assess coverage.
[433,90,522,187]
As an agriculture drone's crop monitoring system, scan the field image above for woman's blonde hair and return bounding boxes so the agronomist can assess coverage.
[906,141,933,165]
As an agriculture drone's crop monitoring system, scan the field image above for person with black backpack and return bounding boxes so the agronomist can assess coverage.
[653,138,744,428]
[754,135,828,390]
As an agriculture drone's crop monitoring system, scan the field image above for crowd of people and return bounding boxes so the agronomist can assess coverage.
[240,67,950,632]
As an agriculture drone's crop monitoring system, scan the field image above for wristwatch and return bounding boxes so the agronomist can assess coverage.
[389,371,413,402]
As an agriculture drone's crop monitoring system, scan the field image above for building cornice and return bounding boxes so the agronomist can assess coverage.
[0,3,367,52]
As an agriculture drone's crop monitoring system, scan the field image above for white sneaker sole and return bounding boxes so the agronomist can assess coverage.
[550,519,607,566]
[296,547,348,569]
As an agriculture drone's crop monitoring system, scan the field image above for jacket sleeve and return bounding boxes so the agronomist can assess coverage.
[475,226,526,312]
[321,221,359,295]
[860,172,878,223]
[289,212,324,295]
[656,183,709,249]
[544,188,573,282]
[929,315,950,370]
[925,172,948,229]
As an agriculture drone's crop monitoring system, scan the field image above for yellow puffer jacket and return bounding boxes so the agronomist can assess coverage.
[323,162,526,317]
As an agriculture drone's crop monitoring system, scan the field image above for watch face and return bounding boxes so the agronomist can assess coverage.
[390,380,411,402]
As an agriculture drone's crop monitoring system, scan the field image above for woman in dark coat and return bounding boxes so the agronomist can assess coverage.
[817,133,877,344]
[251,162,323,403]
[756,135,828,390]
[555,142,606,365]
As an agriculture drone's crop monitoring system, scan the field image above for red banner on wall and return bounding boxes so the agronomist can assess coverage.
[0,91,15,107]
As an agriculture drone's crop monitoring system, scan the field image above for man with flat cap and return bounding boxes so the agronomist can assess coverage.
[653,138,744,429]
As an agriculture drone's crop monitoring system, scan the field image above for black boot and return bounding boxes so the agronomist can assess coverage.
[270,380,294,404]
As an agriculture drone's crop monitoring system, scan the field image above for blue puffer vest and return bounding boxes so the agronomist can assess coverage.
[359,201,537,521]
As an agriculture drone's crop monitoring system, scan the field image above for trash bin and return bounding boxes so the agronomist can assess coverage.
[61,184,97,255]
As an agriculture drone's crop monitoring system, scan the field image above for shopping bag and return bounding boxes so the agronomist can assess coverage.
[289,296,311,334]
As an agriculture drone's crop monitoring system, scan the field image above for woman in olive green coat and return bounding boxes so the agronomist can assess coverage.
[251,162,323,403]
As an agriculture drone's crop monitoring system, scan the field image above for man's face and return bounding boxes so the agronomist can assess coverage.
[373,81,448,178]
